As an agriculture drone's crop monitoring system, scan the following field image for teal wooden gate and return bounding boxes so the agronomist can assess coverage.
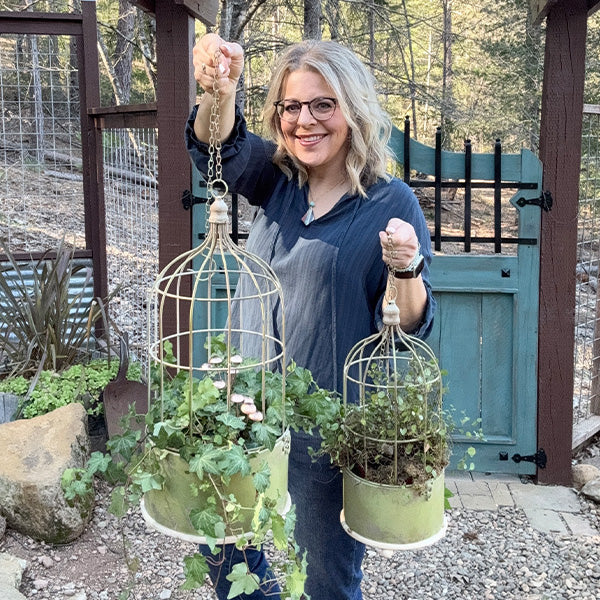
[189,124,545,475]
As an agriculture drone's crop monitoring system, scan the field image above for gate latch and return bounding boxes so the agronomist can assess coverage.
[181,189,207,210]
[512,448,547,469]
[516,191,553,212]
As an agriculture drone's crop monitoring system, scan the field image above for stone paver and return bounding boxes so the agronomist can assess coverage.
[509,481,581,513]
[446,470,599,537]
[488,482,514,506]
[561,511,600,537]
[523,508,569,535]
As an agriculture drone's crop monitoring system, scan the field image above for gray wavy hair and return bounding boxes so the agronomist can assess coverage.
[263,40,393,198]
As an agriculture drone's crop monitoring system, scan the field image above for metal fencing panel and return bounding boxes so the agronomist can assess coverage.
[573,105,600,447]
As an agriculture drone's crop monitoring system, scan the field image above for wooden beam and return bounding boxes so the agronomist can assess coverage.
[78,1,107,306]
[131,0,218,25]
[537,0,588,486]
[529,0,559,26]
[155,2,196,353]
[175,0,218,26]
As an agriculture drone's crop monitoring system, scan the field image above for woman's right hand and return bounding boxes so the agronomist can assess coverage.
[193,33,244,98]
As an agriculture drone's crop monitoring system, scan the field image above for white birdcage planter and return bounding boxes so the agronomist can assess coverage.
[139,194,291,544]
[339,297,449,552]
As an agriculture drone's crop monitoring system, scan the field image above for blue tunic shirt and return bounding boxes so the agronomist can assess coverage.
[185,106,436,394]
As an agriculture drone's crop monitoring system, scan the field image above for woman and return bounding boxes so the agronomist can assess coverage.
[186,33,436,600]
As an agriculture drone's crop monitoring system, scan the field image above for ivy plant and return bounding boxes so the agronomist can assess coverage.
[63,337,336,599]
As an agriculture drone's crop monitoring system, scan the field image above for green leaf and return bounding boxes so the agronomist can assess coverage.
[87,451,112,474]
[131,471,163,493]
[216,412,247,431]
[189,507,226,539]
[252,461,271,493]
[286,561,308,598]
[188,444,224,479]
[225,563,260,599]
[271,513,287,550]
[109,486,127,518]
[250,421,280,450]
[181,553,210,590]
[219,444,251,478]
[467,446,476,457]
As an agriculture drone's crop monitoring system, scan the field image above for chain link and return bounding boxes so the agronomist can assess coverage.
[206,48,228,207]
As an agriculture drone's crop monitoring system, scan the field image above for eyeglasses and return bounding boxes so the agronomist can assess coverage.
[274,97,337,123]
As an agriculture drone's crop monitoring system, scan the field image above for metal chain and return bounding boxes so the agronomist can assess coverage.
[206,48,227,207]
[386,231,398,302]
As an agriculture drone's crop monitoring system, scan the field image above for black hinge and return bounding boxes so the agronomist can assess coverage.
[511,448,547,469]
[181,189,207,210]
[516,191,553,212]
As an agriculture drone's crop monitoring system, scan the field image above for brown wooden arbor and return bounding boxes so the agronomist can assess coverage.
[533,0,600,485]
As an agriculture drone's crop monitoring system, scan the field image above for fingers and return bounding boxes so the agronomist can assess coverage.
[193,34,244,92]
[379,219,419,269]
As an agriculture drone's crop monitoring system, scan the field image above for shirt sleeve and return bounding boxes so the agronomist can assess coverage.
[185,103,282,206]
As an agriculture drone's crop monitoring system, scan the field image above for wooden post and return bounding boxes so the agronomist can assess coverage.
[79,1,107,303]
[154,2,197,348]
[537,0,588,485]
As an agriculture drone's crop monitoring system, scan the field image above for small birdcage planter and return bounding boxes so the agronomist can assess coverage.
[327,288,450,552]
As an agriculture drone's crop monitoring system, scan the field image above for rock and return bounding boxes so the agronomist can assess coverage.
[0,403,93,544]
[0,515,6,540]
[0,582,27,600]
[0,553,27,588]
[572,464,600,490]
[0,393,19,424]
[581,477,600,502]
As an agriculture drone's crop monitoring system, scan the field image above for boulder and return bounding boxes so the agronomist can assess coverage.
[0,583,27,600]
[0,515,5,540]
[572,463,600,490]
[0,553,27,588]
[581,478,600,503]
[0,403,93,544]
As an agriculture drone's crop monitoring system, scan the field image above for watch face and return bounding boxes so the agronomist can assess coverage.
[393,255,424,279]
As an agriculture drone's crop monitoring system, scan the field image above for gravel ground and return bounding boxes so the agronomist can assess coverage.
[2,477,600,600]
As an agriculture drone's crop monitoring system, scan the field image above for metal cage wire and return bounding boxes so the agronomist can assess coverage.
[147,196,287,437]
[342,288,444,487]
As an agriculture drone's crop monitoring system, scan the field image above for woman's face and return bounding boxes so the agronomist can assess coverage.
[279,69,350,175]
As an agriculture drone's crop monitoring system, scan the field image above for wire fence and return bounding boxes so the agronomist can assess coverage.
[573,105,600,441]
[0,33,86,253]
[102,127,158,365]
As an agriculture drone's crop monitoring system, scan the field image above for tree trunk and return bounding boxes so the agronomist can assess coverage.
[114,0,136,104]
[324,0,340,40]
[304,0,322,40]
[440,0,454,148]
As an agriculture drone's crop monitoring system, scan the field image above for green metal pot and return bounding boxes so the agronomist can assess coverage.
[342,467,446,549]
[141,432,290,543]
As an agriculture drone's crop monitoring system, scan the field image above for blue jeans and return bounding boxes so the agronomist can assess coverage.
[199,430,365,600]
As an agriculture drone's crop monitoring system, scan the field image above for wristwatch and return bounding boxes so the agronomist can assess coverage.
[392,253,425,279]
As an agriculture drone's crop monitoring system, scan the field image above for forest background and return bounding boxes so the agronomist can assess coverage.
[84,0,600,154]
[1,1,598,152]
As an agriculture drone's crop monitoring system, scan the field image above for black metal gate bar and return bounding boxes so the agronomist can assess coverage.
[464,139,472,253]
[494,139,503,253]
[434,127,443,251]
[403,117,411,184]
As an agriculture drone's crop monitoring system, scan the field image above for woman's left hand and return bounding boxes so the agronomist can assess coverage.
[379,218,420,271]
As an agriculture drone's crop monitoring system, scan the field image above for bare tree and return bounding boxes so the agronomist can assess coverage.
[304,0,322,40]
[440,0,454,147]
[113,0,136,104]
